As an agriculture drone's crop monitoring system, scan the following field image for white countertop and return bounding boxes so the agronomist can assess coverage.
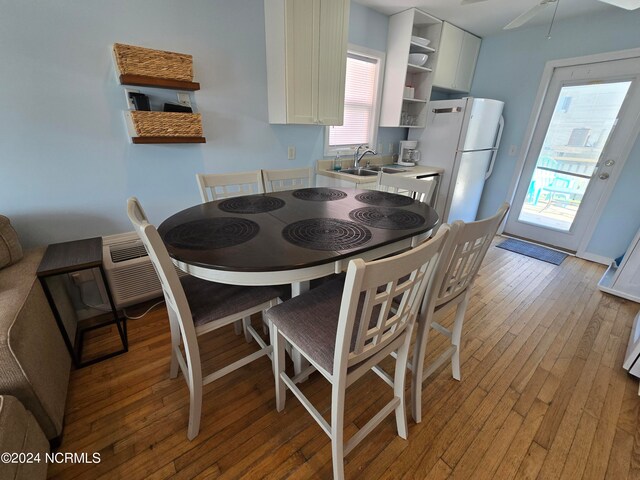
[316,158,443,184]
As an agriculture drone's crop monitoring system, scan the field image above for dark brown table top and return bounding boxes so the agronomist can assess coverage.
[37,237,103,277]
[158,187,439,273]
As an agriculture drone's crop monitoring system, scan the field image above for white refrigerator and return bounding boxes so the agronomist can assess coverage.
[412,97,504,223]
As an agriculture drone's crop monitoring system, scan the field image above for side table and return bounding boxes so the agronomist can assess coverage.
[37,237,128,368]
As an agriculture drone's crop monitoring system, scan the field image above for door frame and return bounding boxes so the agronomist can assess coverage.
[502,47,640,263]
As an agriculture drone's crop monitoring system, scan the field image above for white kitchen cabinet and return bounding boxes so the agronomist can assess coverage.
[264,0,350,125]
[379,9,442,129]
[432,22,481,93]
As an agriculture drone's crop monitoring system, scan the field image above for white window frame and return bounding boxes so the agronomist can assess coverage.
[324,44,386,156]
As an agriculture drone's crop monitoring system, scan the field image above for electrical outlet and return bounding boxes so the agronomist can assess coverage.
[378,143,383,154]
[288,146,296,160]
[388,143,394,154]
[509,145,518,156]
[176,92,192,107]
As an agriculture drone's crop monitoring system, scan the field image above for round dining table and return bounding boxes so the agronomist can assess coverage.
[158,187,439,295]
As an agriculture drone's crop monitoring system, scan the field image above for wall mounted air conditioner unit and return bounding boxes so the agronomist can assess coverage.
[103,231,186,309]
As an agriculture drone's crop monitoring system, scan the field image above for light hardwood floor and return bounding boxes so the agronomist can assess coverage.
[48,239,640,479]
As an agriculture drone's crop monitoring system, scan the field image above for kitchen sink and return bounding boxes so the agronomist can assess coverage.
[339,168,378,177]
[337,166,407,176]
[363,166,407,174]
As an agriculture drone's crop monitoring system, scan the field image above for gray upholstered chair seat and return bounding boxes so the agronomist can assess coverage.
[265,276,386,374]
[180,276,287,328]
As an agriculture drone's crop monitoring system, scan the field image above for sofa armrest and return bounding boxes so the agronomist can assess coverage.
[0,395,49,480]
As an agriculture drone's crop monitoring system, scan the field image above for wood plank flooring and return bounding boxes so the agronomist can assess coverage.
[48,239,640,479]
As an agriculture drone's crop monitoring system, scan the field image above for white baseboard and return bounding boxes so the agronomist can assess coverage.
[577,251,612,266]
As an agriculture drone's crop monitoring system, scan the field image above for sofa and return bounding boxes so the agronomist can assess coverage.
[0,395,49,479]
[0,215,71,442]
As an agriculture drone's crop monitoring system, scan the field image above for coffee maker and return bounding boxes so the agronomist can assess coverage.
[398,140,421,167]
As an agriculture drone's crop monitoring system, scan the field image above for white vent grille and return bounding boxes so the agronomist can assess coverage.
[103,231,185,309]
[110,242,148,263]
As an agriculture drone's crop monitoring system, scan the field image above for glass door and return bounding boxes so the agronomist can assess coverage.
[504,57,640,252]
[517,82,630,231]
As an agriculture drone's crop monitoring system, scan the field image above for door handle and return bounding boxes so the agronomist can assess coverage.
[599,173,610,180]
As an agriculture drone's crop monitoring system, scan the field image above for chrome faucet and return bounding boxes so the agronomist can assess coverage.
[354,144,377,168]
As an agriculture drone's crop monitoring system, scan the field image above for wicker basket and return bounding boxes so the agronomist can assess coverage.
[130,112,203,137]
[113,43,193,82]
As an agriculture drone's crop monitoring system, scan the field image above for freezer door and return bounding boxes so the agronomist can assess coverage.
[418,99,468,170]
[417,98,469,220]
[463,98,505,151]
[447,150,492,223]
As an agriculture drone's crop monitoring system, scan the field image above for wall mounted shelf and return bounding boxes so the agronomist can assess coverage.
[112,43,205,144]
[119,74,200,91]
[132,136,206,144]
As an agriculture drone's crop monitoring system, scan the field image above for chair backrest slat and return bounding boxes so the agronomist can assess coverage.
[377,172,437,205]
[262,167,313,193]
[434,203,509,307]
[196,171,264,202]
[335,226,450,372]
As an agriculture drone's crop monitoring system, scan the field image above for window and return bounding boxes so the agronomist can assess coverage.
[325,45,385,155]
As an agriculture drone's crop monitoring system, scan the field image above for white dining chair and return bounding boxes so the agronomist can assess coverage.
[377,171,438,205]
[127,197,285,440]
[262,167,314,192]
[411,202,509,423]
[195,171,264,202]
[265,226,450,480]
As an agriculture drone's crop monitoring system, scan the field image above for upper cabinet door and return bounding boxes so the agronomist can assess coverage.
[432,22,481,93]
[265,0,349,125]
[317,0,350,125]
[455,32,481,92]
[432,23,464,90]
[285,0,319,124]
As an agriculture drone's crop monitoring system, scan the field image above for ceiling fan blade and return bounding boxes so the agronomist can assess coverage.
[597,0,640,9]
[461,0,489,5]
[503,2,551,30]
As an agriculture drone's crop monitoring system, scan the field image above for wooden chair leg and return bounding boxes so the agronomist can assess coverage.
[272,325,287,411]
[411,315,431,424]
[394,338,411,439]
[242,316,252,343]
[450,292,470,381]
[185,353,203,440]
[331,381,346,480]
[168,315,180,379]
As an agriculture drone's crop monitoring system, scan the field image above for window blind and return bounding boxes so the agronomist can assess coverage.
[329,53,377,147]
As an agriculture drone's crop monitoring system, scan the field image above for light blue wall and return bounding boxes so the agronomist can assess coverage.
[0,0,405,248]
[470,8,640,259]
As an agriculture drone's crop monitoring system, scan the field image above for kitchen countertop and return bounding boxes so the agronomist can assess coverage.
[316,157,443,184]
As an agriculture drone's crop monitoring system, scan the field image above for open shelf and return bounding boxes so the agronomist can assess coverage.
[409,41,435,54]
[407,64,433,74]
[119,74,200,91]
[131,136,206,144]
[403,97,428,103]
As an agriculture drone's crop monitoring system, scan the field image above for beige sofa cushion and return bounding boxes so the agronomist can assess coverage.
[0,248,71,439]
[0,216,23,269]
[0,396,49,480]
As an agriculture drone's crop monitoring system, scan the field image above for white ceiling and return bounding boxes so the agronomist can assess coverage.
[354,0,615,37]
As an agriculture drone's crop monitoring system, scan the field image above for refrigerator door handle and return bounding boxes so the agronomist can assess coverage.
[485,115,505,180]
[432,107,463,114]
